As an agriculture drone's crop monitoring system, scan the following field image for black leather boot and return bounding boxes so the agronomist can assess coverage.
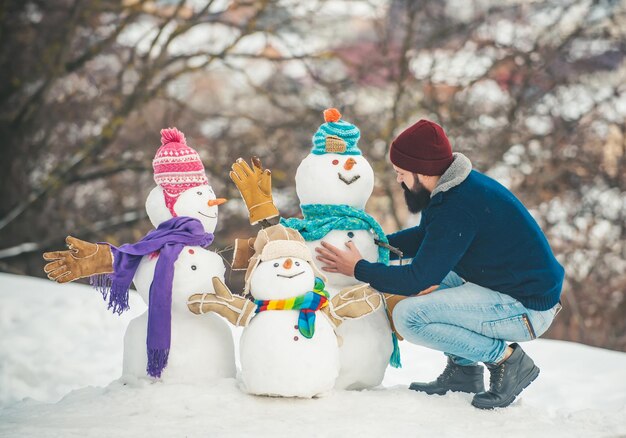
[409,357,485,395]
[472,343,540,409]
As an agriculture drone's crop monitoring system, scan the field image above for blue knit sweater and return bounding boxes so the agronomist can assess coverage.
[354,159,564,311]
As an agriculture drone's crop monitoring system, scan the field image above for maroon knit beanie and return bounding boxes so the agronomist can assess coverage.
[389,119,453,176]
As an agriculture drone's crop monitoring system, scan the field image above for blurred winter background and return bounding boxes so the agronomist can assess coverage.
[1,0,625,363]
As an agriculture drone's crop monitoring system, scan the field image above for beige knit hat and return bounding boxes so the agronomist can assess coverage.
[244,224,327,293]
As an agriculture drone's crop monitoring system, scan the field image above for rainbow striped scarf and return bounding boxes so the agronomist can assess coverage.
[254,277,330,339]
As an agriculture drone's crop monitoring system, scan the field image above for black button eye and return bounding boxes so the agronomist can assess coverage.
[196,191,203,195]
[273,262,279,267]
[295,261,300,266]
[347,232,354,238]
[191,265,197,270]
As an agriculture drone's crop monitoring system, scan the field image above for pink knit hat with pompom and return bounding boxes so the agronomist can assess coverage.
[152,127,208,216]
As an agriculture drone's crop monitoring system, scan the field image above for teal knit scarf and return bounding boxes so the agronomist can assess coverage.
[280,204,390,265]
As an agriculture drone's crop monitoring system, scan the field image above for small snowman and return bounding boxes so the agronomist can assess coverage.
[187,224,382,398]
[43,128,235,382]
[277,109,397,390]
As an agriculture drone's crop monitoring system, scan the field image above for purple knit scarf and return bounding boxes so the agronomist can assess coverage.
[91,216,214,378]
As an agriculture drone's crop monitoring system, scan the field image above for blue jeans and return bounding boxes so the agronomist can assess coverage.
[392,272,561,365]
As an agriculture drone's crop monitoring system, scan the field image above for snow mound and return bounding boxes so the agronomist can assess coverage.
[1,273,625,437]
[0,273,146,407]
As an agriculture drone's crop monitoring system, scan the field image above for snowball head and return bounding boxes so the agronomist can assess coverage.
[295,153,374,208]
[249,256,316,301]
[145,184,220,233]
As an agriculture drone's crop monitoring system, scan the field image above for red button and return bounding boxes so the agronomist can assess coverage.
[294,325,298,329]
[294,336,299,341]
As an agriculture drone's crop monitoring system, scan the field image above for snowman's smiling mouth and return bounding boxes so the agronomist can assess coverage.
[276,271,305,279]
[198,211,217,218]
[338,173,360,185]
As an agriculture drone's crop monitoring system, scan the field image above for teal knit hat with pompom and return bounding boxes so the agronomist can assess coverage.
[311,108,361,155]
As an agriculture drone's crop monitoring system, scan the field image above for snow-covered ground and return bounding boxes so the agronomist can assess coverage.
[0,273,625,437]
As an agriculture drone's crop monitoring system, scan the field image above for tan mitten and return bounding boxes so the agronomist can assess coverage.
[187,277,257,327]
[322,284,383,328]
[230,157,279,225]
[43,236,114,283]
[232,237,256,270]
[383,285,438,340]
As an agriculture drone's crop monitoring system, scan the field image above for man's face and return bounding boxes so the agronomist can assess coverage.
[393,165,418,188]
[393,164,431,214]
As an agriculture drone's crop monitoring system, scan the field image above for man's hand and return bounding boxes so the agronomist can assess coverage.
[315,240,363,277]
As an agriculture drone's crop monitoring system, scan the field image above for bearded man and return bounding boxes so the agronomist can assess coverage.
[316,119,564,409]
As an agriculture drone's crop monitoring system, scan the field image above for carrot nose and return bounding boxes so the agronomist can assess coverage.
[282,258,293,269]
[344,157,357,171]
[208,198,227,207]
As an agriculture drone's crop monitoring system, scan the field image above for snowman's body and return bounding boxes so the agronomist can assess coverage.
[294,153,393,390]
[122,185,236,382]
[303,229,378,291]
[125,245,235,382]
[304,231,392,390]
[239,256,340,397]
[240,311,338,397]
[329,305,392,389]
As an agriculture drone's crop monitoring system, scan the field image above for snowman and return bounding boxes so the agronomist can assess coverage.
[275,109,397,390]
[187,224,382,397]
[43,128,235,382]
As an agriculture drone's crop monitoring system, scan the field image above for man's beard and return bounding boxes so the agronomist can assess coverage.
[402,182,431,214]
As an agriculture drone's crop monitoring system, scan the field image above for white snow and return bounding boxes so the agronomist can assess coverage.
[145,184,221,233]
[305,229,379,289]
[294,150,393,390]
[295,153,374,209]
[117,180,236,384]
[240,312,339,398]
[127,246,235,383]
[0,273,145,408]
[409,42,495,86]
[241,257,339,397]
[1,273,625,437]
[462,79,512,112]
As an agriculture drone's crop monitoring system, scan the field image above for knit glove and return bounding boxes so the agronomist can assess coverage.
[187,277,257,327]
[322,284,382,329]
[43,236,114,283]
[230,157,279,225]
[383,285,438,340]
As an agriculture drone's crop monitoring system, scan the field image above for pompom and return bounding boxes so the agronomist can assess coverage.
[160,127,186,146]
[323,108,342,123]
